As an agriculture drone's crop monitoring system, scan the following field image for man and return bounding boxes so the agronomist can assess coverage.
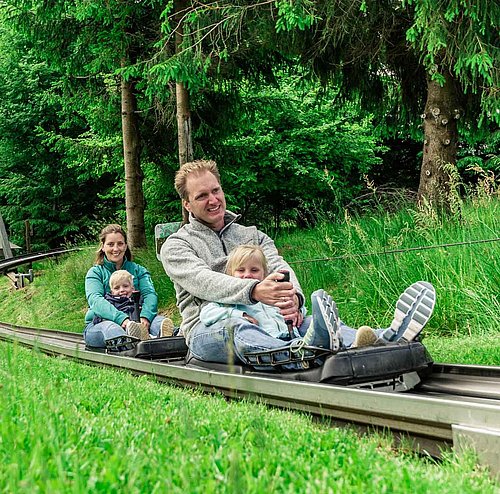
[161,160,436,369]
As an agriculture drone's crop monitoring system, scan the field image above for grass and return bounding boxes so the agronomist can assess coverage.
[0,194,498,490]
[1,342,498,493]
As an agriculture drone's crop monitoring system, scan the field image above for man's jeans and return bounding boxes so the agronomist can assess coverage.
[189,316,312,370]
[83,315,167,348]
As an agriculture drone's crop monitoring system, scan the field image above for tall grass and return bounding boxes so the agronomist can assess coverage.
[278,196,499,338]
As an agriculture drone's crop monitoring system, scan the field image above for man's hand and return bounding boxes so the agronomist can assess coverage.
[251,272,296,306]
[251,271,304,326]
[279,294,304,328]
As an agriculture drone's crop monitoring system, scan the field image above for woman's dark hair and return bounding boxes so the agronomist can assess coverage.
[95,224,133,265]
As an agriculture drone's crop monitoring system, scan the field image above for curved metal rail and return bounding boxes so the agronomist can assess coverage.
[1,322,499,476]
[0,248,80,274]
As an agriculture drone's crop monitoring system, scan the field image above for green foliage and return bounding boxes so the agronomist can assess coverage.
[205,74,384,228]
[0,0,174,247]
[425,335,500,366]
[0,20,121,248]
[278,193,500,338]
[1,0,499,249]
[275,0,317,33]
[404,0,499,125]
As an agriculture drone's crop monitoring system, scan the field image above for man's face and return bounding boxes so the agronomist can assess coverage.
[183,171,226,231]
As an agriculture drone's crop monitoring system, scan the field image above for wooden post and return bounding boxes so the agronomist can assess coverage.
[25,220,32,253]
[0,212,13,259]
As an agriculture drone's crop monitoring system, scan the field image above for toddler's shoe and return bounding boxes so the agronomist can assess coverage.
[160,317,175,338]
[352,325,378,348]
[126,320,150,340]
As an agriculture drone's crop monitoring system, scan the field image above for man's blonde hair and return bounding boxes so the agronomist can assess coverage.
[109,270,134,290]
[225,245,268,277]
[175,159,220,200]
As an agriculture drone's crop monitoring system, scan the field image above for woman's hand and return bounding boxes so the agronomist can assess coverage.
[140,317,151,331]
[121,318,130,329]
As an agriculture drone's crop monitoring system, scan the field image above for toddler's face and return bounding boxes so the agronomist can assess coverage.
[111,280,134,297]
[232,259,265,281]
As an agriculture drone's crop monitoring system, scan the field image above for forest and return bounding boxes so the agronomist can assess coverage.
[0,0,498,250]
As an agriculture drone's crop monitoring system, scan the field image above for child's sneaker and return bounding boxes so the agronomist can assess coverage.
[302,289,340,351]
[160,317,175,338]
[105,334,140,353]
[389,281,436,342]
[126,320,150,340]
[352,326,378,348]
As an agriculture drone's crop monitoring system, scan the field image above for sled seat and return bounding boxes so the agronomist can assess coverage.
[87,336,189,361]
[133,336,188,360]
[186,341,433,391]
[155,222,182,261]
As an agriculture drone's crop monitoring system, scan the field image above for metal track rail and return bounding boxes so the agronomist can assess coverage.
[0,248,80,274]
[1,323,499,476]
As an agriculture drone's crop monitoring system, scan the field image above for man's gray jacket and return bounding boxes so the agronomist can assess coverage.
[161,210,304,343]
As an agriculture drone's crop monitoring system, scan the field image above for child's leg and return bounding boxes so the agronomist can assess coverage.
[83,320,126,348]
[149,315,175,338]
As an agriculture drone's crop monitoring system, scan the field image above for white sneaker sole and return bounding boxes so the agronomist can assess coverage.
[127,321,150,340]
[391,281,436,341]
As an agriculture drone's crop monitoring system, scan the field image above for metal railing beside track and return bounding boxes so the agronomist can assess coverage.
[0,323,499,478]
[0,248,80,274]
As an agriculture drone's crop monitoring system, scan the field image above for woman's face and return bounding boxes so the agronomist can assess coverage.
[102,232,127,267]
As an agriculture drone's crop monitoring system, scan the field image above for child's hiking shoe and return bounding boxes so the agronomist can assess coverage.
[160,317,175,338]
[127,320,150,340]
[352,326,378,348]
[105,334,140,353]
[389,281,436,342]
[303,289,340,351]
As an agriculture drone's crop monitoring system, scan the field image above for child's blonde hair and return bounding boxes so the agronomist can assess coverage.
[225,245,268,277]
[109,269,134,290]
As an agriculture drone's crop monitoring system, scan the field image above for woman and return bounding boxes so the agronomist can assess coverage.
[83,224,173,349]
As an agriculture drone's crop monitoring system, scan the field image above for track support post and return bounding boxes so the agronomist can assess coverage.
[452,424,500,479]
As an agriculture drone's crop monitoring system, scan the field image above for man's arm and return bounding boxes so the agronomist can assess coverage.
[162,236,259,305]
[257,231,305,327]
[257,231,305,306]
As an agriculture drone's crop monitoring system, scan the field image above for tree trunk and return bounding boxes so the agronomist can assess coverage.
[418,69,461,208]
[176,81,193,166]
[174,0,193,223]
[121,75,147,249]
